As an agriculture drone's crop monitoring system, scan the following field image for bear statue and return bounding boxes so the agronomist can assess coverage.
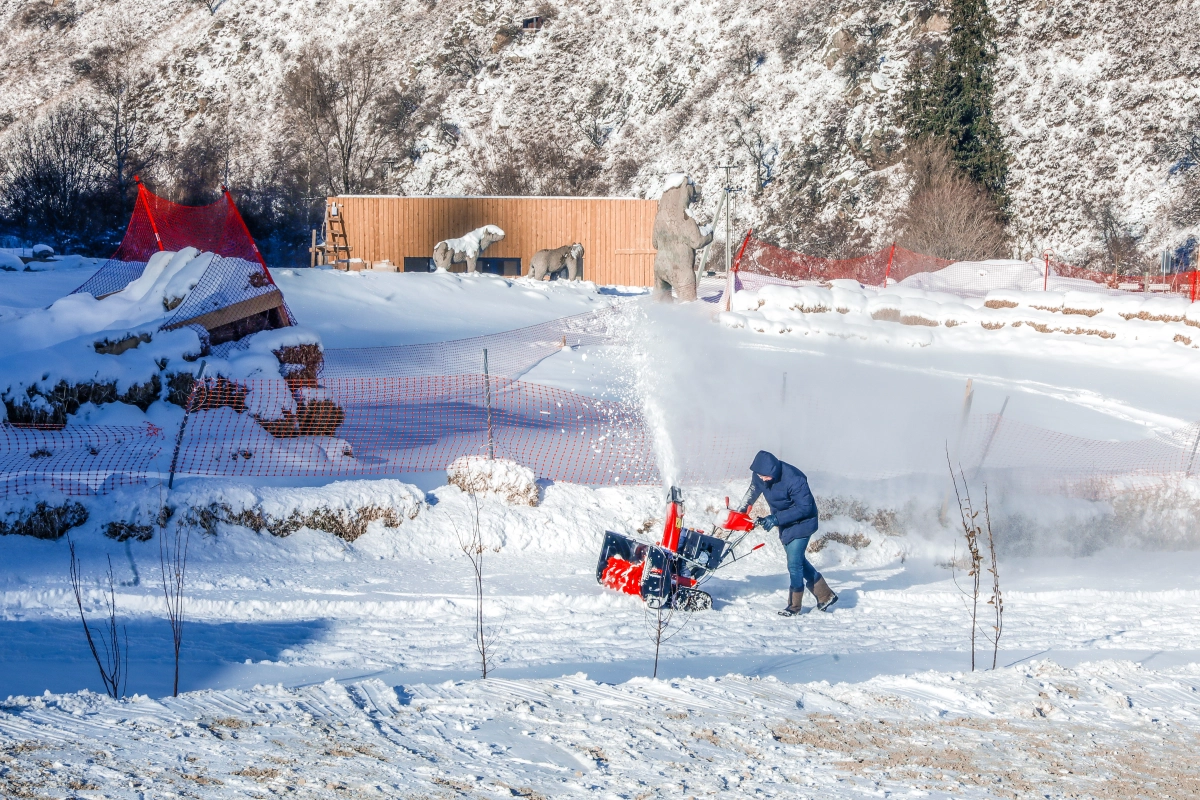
[651,175,712,302]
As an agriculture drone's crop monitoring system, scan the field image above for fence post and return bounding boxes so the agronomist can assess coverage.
[1192,270,1198,303]
[1042,249,1053,292]
[483,349,494,460]
[167,360,206,490]
[883,241,896,287]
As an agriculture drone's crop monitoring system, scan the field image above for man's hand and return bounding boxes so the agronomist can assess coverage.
[755,514,778,530]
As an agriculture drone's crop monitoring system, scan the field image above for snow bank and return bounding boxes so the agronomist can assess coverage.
[724,275,1200,358]
[447,455,539,506]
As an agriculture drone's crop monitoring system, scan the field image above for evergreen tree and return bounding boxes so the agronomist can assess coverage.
[902,0,1008,206]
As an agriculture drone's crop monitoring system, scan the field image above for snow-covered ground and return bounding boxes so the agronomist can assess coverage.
[3,267,1200,797]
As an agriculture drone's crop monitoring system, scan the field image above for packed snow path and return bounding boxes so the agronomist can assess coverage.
[3,660,1199,798]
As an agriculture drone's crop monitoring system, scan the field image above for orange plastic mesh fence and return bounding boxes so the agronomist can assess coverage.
[723,238,1200,300]
[170,375,659,484]
[321,306,626,378]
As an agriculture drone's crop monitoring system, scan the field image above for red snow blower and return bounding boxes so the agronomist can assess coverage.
[596,487,765,611]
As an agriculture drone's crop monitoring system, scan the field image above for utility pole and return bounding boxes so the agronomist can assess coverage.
[718,163,744,273]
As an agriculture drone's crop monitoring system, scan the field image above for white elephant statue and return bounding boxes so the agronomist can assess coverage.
[433,225,505,273]
[530,243,584,280]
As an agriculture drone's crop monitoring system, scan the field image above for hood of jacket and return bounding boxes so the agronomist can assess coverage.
[750,450,782,483]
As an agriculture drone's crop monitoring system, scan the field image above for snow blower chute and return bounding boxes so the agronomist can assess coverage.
[596,487,764,611]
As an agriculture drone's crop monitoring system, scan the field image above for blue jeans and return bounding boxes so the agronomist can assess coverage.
[784,536,821,593]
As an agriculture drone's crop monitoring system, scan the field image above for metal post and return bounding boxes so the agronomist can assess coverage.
[167,360,205,489]
[483,349,494,460]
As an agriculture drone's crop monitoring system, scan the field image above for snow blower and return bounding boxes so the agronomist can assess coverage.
[596,487,765,611]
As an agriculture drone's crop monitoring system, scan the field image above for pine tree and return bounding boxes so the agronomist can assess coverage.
[902,0,1008,206]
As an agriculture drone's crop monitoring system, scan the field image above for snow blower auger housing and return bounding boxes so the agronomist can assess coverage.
[596,487,763,611]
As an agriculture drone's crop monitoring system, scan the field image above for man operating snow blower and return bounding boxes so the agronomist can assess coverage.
[737,450,838,616]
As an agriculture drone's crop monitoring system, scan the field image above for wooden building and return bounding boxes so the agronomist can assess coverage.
[326,196,660,287]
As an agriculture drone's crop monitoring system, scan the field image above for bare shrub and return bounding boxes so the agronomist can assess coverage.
[948,459,1003,671]
[104,521,153,542]
[19,1,79,31]
[179,500,415,542]
[0,501,88,540]
[160,516,190,697]
[896,139,1008,261]
[68,537,127,699]
[0,101,106,249]
[476,130,608,196]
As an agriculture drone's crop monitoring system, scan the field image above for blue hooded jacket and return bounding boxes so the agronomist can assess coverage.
[742,450,818,545]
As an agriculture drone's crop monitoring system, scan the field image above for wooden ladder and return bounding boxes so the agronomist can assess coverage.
[324,202,352,266]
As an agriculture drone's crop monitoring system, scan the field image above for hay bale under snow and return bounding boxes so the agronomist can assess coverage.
[447,456,539,506]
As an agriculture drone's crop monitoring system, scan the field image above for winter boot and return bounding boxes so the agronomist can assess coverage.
[778,589,804,617]
[812,577,838,612]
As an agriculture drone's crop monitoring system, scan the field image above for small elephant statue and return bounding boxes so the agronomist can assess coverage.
[652,175,712,301]
[433,225,505,273]
[530,243,584,281]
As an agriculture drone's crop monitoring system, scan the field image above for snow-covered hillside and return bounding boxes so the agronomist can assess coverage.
[1,0,1196,261]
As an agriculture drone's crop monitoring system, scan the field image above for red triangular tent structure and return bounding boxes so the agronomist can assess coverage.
[73,178,277,299]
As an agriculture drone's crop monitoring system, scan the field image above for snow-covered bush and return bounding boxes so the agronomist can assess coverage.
[447,456,539,506]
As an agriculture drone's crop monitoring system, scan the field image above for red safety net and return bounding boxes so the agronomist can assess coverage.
[718,237,1200,301]
[73,181,272,299]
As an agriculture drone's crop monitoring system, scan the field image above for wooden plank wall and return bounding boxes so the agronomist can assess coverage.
[330,196,659,287]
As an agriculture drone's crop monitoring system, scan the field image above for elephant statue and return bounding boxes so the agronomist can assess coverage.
[530,243,584,281]
[652,175,712,302]
[433,225,506,273]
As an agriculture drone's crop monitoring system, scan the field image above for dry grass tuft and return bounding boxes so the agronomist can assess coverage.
[899,314,939,327]
[984,299,1018,309]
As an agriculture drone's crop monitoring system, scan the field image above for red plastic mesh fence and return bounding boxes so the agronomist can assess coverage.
[727,238,1200,300]
[171,375,659,485]
[0,422,167,498]
[321,306,627,378]
[73,184,271,299]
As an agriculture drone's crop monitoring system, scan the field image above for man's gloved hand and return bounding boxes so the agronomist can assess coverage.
[755,514,778,530]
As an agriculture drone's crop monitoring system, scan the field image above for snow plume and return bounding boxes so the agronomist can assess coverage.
[619,302,680,490]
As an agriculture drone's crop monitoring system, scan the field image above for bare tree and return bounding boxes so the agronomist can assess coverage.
[476,130,608,197]
[160,517,191,697]
[82,37,161,205]
[68,536,127,699]
[454,494,499,678]
[896,138,1009,261]
[282,40,412,196]
[1082,198,1147,276]
[189,0,221,14]
[0,100,106,248]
